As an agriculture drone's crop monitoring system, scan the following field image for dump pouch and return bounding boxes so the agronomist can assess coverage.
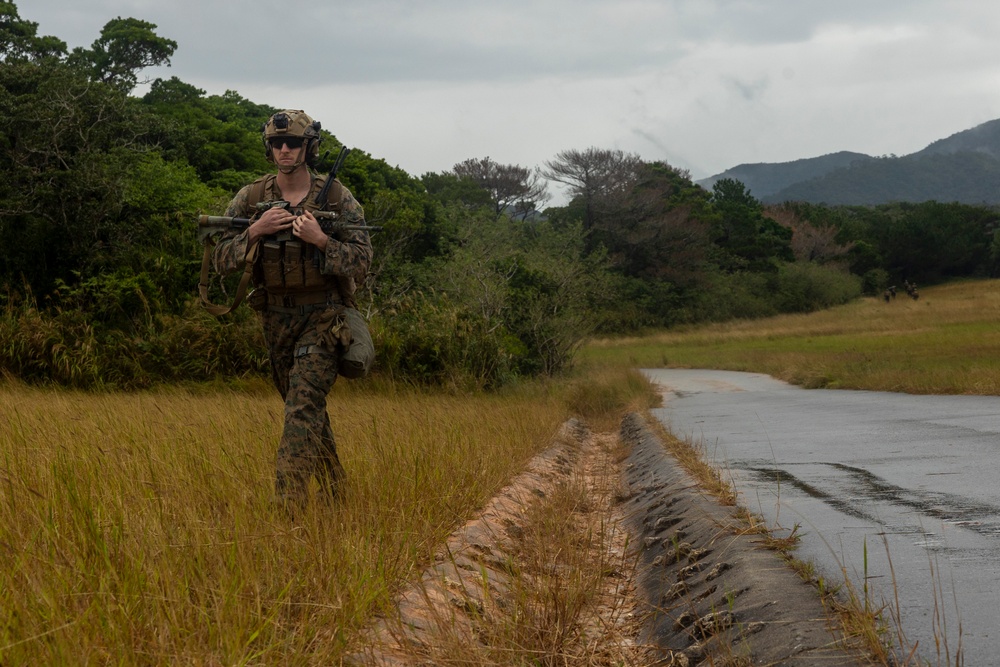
[339,307,374,379]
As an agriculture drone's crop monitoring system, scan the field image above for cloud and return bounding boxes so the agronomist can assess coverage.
[16,0,1000,186]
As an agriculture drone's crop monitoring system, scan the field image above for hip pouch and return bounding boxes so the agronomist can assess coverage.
[339,307,374,379]
[315,306,374,379]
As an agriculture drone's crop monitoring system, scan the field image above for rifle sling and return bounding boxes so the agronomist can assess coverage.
[198,238,260,317]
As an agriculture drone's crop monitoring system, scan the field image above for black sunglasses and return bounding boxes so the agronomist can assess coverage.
[268,137,305,149]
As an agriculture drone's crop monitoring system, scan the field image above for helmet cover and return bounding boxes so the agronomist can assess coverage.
[262,109,322,169]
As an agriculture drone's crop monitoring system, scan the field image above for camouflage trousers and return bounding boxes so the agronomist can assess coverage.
[261,305,345,505]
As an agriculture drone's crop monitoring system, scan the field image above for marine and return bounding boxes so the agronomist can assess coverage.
[210,109,373,509]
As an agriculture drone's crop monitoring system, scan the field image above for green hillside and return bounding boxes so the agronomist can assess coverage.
[697,151,872,199]
[705,118,1000,205]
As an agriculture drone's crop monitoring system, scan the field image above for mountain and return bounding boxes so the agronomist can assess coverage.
[914,118,1000,160]
[699,118,1000,206]
[696,151,872,199]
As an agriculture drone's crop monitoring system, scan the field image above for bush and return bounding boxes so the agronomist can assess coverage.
[861,268,891,296]
[0,294,267,389]
[771,262,862,312]
[370,295,522,390]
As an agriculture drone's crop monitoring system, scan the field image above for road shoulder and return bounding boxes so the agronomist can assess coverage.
[621,412,872,665]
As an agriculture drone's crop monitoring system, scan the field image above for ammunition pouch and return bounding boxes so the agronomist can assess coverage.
[259,238,327,291]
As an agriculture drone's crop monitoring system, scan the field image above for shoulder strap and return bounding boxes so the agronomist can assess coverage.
[305,175,344,214]
[246,174,276,209]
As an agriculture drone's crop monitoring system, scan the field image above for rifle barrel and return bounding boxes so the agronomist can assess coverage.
[199,215,250,226]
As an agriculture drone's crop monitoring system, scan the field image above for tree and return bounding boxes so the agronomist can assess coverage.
[710,178,793,272]
[600,162,713,282]
[541,147,643,229]
[68,17,176,92]
[140,79,274,188]
[0,56,202,302]
[764,204,855,265]
[0,0,66,62]
[451,157,548,220]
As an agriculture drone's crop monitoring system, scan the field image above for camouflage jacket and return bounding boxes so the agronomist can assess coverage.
[212,173,373,290]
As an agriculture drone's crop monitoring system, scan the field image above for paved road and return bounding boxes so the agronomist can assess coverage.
[643,368,1000,666]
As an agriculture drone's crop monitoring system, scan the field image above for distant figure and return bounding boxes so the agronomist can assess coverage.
[888,285,897,299]
[883,289,891,303]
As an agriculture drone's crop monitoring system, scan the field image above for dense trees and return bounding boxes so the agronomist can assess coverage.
[1,0,995,389]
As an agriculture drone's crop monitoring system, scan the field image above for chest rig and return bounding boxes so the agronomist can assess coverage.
[247,173,343,296]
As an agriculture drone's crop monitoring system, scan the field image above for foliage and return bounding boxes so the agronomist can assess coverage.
[0,295,267,389]
[66,17,177,92]
[542,146,644,229]
[451,156,548,219]
[3,0,999,390]
[0,59,180,299]
[372,206,609,387]
[0,0,67,62]
[140,78,274,188]
[710,178,794,272]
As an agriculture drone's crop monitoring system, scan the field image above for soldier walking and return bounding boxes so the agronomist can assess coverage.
[210,110,373,510]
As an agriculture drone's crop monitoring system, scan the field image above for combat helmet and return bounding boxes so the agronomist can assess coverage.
[262,109,322,172]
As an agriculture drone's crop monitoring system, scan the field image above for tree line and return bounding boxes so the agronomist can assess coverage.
[2,1,998,390]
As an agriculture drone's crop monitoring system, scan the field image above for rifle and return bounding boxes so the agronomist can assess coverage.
[198,146,375,243]
[315,145,351,206]
[197,212,380,243]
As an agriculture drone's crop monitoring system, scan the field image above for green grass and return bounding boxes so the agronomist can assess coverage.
[583,278,1000,395]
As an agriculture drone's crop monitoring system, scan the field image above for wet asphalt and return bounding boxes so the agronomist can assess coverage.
[643,368,1000,666]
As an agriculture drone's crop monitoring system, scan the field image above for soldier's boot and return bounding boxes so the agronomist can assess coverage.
[317,447,346,502]
[273,468,309,519]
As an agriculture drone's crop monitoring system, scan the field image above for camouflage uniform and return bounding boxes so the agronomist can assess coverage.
[213,175,372,504]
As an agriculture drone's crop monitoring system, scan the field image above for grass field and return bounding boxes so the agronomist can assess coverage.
[583,278,1000,395]
[0,369,655,664]
[3,278,996,664]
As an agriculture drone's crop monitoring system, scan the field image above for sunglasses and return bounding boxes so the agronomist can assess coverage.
[268,137,305,149]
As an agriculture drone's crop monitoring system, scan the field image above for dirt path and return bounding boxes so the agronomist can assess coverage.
[355,415,873,665]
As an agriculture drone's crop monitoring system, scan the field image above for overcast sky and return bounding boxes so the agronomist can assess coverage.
[19,0,1000,201]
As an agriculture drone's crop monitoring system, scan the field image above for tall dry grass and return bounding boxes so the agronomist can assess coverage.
[584,279,1000,395]
[0,381,570,664]
[0,368,656,664]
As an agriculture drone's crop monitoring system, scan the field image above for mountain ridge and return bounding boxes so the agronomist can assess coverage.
[697,118,1000,205]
